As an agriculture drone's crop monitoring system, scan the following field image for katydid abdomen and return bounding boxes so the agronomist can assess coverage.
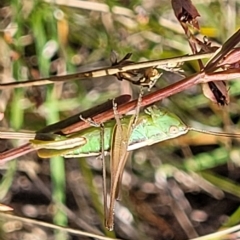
[31,106,188,158]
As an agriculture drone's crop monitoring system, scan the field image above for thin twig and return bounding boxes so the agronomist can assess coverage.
[0,52,214,89]
[0,212,122,240]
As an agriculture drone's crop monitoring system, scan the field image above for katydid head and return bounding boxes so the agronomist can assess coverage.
[146,105,188,133]
[144,105,240,144]
[141,106,189,145]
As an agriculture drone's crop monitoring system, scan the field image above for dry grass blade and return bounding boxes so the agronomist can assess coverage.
[0,212,122,240]
[204,29,240,72]
[190,224,240,240]
[0,53,213,89]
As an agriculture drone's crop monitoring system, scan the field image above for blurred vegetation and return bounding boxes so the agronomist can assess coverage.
[0,0,240,240]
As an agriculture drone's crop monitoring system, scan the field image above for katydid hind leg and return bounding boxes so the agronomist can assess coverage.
[106,90,143,230]
[107,125,129,230]
[106,100,130,230]
[111,100,129,200]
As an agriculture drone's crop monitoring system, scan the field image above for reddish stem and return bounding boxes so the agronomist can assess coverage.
[62,72,202,134]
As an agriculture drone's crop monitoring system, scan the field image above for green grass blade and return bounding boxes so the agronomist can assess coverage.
[46,89,68,239]
[199,171,240,198]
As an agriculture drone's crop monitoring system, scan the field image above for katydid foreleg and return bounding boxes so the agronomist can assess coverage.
[99,123,108,226]
[78,114,109,226]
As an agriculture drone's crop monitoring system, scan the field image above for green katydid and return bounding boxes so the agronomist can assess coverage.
[28,105,239,160]
[1,105,239,230]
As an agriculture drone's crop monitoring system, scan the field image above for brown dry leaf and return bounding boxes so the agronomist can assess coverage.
[201,81,229,106]
[189,29,236,106]
[171,0,200,30]
[216,48,240,69]
[194,38,229,105]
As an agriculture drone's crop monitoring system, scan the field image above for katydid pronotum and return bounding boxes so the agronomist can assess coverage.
[1,105,240,230]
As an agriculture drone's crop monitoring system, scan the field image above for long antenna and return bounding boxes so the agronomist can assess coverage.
[188,127,240,138]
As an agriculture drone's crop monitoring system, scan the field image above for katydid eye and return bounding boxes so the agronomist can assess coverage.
[169,125,179,134]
